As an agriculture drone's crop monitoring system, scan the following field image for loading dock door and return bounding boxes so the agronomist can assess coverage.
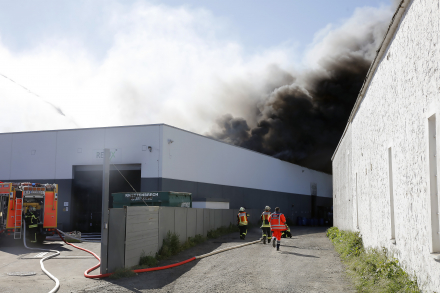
[72,164,141,233]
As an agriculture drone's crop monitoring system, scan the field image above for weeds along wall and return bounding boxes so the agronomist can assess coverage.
[106,206,260,270]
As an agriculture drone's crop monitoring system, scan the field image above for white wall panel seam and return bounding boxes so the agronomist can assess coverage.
[8,134,13,180]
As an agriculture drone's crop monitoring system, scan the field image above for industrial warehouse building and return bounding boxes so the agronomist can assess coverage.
[0,124,332,232]
[332,0,440,291]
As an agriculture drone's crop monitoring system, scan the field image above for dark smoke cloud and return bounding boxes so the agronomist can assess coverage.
[210,6,394,174]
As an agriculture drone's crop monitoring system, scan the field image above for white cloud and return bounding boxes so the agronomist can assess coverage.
[0,1,296,134]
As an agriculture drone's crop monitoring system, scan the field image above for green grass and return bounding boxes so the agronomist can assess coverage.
[207,223,239,239]
[109,267,136,279]
[326,227,421,293]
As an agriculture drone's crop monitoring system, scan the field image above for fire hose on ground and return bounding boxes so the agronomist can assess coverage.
[56,229,261,279]
[23,224,60,293]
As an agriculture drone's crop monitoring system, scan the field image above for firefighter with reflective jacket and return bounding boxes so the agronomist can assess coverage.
[261,206,272,244]
[25,206,39,243]
[269,207,287,251]
[237,207,250,240]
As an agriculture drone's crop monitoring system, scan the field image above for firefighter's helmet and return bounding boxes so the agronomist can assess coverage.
[265,206,270,211]
[239,207,245,212]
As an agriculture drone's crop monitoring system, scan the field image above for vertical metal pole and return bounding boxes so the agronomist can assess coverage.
[101,148,110,274]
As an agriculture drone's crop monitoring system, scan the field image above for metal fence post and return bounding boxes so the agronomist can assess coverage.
[101,148,110,274]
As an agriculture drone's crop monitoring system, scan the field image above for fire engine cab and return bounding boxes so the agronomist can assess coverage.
[0,182,58,243]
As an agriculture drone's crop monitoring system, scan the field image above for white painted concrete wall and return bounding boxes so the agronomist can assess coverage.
[333,1,440,291]
[162,125,332,197]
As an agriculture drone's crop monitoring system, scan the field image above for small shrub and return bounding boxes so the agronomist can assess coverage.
[109,267,136,279]
[327,227,421,293]
[139,251,158,268]
[157,231,181,260]
[207,223,239,239]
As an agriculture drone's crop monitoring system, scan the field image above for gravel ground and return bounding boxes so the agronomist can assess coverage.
[77,226,355,293]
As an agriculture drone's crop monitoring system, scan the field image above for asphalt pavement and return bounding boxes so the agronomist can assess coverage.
[0,227,354,293]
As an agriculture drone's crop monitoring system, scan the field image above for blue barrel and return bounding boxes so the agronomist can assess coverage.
[319,218,324,226]
[296,216,302,226]
[301,217,307,226]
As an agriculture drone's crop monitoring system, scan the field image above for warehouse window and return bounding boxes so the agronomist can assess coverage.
[428,114,440,253]
[388,147,396,243]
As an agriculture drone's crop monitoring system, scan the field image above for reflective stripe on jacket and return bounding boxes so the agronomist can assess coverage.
[261,211,271,227]
[269,212,287,230]
[238,212,248,226]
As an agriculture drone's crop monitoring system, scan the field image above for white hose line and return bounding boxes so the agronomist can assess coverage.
[196,238,262,259]
[56,229,100,243]
[23,225,60,293]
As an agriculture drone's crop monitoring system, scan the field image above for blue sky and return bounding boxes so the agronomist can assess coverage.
[0,0,395,133]
[0,0,392,56]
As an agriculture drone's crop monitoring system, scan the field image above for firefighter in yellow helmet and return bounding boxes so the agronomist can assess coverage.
[237,207,250,240]
[261,206,272,244]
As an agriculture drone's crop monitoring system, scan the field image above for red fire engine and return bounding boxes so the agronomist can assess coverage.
[0,182,58,243]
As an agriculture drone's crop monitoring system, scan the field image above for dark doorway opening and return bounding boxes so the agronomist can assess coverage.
[71,164,141,233]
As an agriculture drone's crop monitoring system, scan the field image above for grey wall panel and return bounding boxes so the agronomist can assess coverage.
[53,179,73,231]
[108,208,126,273]
[186,208,197,239]
[203,209,210,236]
[141,178,161,192]
[196,208,204,236]
[159,207,176,247]
[198,182,223,198]
[174,208,187,243]
[124,206,159,268]
[161,179,198,195]
[209,209,215,231]
[222,209,233,227]
[159,178,329,225]
[214,210,222,229]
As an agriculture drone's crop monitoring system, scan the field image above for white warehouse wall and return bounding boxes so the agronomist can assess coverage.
[162,125,332,197]
[332,0,440,291]
[0,125,162,180]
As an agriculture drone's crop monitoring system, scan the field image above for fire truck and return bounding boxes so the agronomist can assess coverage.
[0,182,58,243]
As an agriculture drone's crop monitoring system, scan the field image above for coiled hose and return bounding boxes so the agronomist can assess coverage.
[23,225,60,293]
[56,229,261,279]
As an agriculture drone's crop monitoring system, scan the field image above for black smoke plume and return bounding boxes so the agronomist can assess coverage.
[210,7,393,174]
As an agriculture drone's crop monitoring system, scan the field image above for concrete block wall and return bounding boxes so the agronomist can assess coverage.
[124,206,159,268]
[121,206,260,268]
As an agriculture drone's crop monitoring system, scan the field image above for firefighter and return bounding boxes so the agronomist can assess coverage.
[269,207,287,251]
[261,206,272,244]
[281,224,292,238]
[237,207,249,240]
[25,206,39,243]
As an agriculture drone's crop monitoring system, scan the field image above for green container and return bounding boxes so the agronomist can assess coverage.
[111,191,192,208]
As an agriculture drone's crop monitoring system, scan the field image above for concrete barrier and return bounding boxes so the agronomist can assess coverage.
[110,206,260,270]
[124,206,159,268]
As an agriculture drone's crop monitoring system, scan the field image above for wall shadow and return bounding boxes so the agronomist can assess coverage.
[280,251,319,258]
